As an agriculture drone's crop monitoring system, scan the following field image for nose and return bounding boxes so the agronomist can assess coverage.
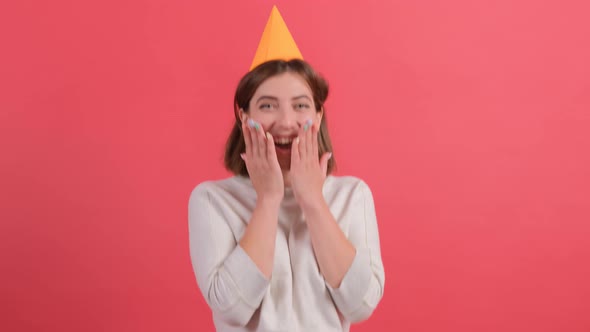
[275,108,299,129]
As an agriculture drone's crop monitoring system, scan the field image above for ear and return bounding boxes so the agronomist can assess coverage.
[316,107,324,123]
[238,108,246,122]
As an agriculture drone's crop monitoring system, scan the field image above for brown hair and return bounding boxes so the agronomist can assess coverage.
[224,59,336,176]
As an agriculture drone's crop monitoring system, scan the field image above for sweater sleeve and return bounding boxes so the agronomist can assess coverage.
[188,183,270,327]
[326,180,385,323]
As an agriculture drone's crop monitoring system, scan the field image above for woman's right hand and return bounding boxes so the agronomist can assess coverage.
[241,116,284,203]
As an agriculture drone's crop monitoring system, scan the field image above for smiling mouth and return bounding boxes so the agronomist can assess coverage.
[275,142,291,151]
[273,136,294,151]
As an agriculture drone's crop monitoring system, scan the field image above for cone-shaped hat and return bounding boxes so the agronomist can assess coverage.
[249,5,303,71]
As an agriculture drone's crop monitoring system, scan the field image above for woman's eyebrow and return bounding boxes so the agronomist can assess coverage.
[292,95,312,101]
[256,96,278,103]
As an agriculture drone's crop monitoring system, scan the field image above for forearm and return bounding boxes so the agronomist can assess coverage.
[302,199,356,288]
[239,197,281,278]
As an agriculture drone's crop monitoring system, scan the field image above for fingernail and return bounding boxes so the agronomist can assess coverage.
[303,119,312,131]
[247,119,257,129]
[240,153,246,160]
[327,152,332,160]
[266,132,272,140]
[294,137,300,144]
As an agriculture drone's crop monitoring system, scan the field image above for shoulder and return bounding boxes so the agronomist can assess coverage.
[324,175,374,200]
[325,175,372,192]
[189,176,252,203]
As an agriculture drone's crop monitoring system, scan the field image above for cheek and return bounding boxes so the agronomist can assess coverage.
[296,110,316,122]
[248,112,273,129]
[307,111,323,125]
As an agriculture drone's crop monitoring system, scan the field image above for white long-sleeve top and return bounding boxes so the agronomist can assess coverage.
[188,175,385,332]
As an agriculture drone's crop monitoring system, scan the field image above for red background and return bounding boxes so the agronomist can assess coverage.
[1,0,589,331]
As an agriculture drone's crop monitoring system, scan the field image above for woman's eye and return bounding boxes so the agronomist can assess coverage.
[294,103,310,110]
[259,103,273,110]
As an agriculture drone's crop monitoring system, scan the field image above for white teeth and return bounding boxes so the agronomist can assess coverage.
[274,137,293,145]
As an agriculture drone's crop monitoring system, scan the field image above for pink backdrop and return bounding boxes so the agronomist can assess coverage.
[1,0,589,331]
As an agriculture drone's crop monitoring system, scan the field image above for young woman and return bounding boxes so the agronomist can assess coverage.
[189,59,385,331]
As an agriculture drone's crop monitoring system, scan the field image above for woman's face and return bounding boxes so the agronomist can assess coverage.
[240,72,323,169]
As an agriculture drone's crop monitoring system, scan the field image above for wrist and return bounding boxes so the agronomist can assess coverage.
[299,194,327,214]
[257,194,283,209]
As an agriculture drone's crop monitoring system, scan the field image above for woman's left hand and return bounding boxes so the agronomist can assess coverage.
[290,119,332,209]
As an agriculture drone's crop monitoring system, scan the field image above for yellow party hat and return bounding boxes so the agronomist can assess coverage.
[249,5,304,71]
